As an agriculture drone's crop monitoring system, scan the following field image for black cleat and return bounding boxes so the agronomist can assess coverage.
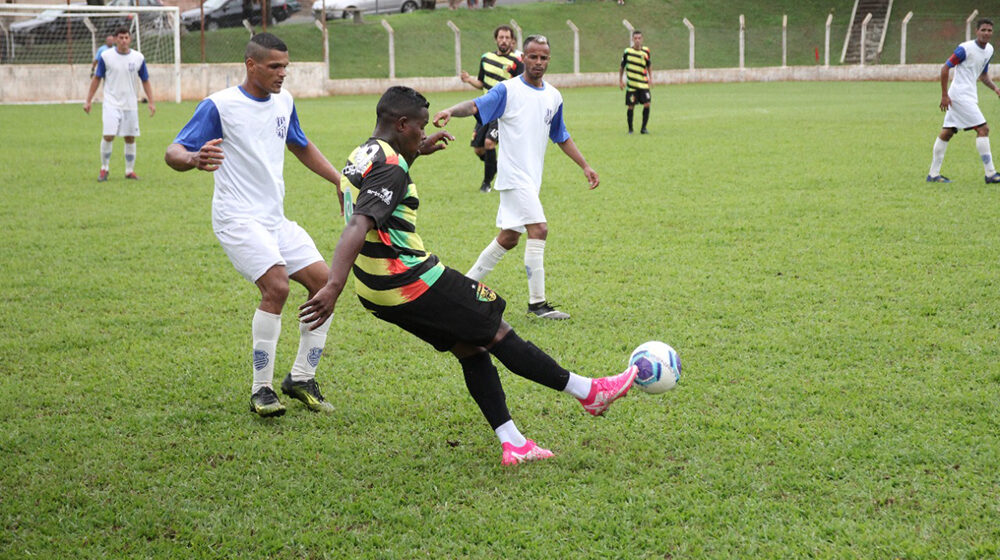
[281,373,335,413]
[527,301,570,320]
[250,386,286,417]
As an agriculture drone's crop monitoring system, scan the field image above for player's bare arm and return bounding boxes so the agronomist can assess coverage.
[417,130,455,156]
[618,67,625,90]
[141,80,156,116]
[164,138,225,172]
[299,213,374,329]
[433,100,478,127]
[288,140,344,214]
[460,71,484,90]
[557,137,599,189]
[978,72,1000,97]
[82,76,101,114]
[940,65,952,111]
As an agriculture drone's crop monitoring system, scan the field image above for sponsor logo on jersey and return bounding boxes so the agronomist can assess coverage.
[343,144,380,176]
[365,187,394,206]
[275,116,287,139]
[544,108,554,125]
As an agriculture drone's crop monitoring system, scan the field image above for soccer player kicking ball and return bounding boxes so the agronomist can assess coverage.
[83,27,155,182]
[927,18,1000,184]
[299,86,637,466]
[435,35,600,321]
[165,33,343,417]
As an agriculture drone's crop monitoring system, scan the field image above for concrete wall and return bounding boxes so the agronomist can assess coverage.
[0,62,971,104]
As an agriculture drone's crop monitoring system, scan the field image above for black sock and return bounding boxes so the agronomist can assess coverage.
[642,106,650,129]
[627,108,634,131]
[483,149,497,185]
[489,330,569,391]
[459,351,510,430]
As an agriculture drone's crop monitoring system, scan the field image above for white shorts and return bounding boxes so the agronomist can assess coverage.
[102,107,140,137]
[215,218,324,283]
[942,97,986,131]
[496,187,546,232]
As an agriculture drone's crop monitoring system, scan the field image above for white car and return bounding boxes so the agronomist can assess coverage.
[311,0,419,20]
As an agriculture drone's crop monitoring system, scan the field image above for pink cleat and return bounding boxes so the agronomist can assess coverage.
[501,439,554,466]
[578,365,639,416]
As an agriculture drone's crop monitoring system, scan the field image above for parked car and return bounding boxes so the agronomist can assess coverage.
[11,0,164,45]
[311,0,418,21]
[181,0,296,32]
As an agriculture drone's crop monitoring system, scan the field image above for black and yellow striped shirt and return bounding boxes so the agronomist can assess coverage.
[477,51,524,91]
[621,46,651,91]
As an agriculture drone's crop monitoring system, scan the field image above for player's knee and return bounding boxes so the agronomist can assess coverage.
[526,223,548,240]
[979,124,990,137]
[103,135,114,142]
[473,147,486,157]
[497,231,520,249]
[258,276,290,307]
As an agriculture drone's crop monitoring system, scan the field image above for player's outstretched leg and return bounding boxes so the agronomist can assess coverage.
[577,365,639,416]
[975,136,1000,183]
[280,317,334,412]
[927,136,951,183]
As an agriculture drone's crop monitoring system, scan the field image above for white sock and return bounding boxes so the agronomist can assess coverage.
[562,372,592,400]
[289,316,332,382]
[495,419,527,447]
[525,238,546,305]
[976,137,996,176]
[100,139,113,170]
[124,142,136,173]
[467,238,507,281]
[251,309,282,395]
[929,137,948,177]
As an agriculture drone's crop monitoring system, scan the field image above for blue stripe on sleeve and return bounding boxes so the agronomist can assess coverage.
[137,61,149,81]
[549,103,570,143]
[946,45,967,67]
[173,99,223,150]
[473,82,507,124]
[286,104,308,147]
[95,56,106,78]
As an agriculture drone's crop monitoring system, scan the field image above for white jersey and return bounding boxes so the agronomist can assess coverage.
[95,47,148,111]
[474,75,570,192]
[172,86,309,232]
[946,39,994,105]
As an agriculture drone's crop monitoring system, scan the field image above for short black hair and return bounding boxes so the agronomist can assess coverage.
[114,26,130,36]
[523,34,549,50]
[494,25,514,39]
[245,32,288,61]
[376,86,429,124]
[976,18,994,30]
[632,30,642,36]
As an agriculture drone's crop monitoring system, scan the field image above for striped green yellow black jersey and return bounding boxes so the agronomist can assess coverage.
[477,51,524,91]
[621,46,651,91]
[341,138,444,307]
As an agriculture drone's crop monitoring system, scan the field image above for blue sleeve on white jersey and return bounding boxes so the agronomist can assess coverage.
[946,45,967,67]
[474,82,508,124]
[984,55,993,75]
[137,61,149,81]
[548,103,570,143]
[95,56,106,78]
[286,104,308,147]
[173,99,223,150]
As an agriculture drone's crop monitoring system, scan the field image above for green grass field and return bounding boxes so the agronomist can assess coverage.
[3,81,1000,558]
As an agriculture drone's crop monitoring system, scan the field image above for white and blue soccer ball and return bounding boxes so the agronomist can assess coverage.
[628,341,681,394]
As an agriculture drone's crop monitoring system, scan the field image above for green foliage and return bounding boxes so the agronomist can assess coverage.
[4,81,1000,557]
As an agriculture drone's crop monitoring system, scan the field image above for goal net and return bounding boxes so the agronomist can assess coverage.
[0,3,180,100]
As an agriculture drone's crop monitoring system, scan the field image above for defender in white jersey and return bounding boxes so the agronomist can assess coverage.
[927,18,1000,184]
[434,35,600,321]
[165,33,344,418]
[84,27,155,182]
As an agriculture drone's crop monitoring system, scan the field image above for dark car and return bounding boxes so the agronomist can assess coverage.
[181,0,296,32]
[11,0,165,46]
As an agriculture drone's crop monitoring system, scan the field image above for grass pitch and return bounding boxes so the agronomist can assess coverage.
[2,81,1000,558]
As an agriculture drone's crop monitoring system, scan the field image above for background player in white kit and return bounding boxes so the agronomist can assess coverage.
[83,27,155,182]
[433,35,599,321]
[165,33,343,418]
[927,18,1000,184]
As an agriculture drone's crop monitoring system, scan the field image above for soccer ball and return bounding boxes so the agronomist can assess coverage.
[628,341,681,394]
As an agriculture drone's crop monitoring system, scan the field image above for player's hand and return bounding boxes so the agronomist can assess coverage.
[460,71,471,83]
[619,81,624,91]
[584,167,599,189]
[83,101,92,114]
[299,285,337,330]
[148,103,156,117]
[418,130,455,155]
[195,138,225,172]
[432,110,452,128]
[940,94,951,111]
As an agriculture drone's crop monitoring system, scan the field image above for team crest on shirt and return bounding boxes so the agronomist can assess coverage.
[343,144,380,176]
[544,108,554,125]
[275,116,288,139]
[474,282,498,302]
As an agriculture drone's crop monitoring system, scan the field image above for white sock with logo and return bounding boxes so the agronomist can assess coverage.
[100,139,113,170]
[289,316,332,382]
[525,238,546,305]
[495,419,527,447]
[124,142,136,173]
[929,137,948,177]
[251,309,282,395]
[467,238,507,282]
[976,137,996,176]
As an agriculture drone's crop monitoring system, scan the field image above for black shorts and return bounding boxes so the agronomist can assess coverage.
[625,89,651,106]
[360,267,506,352]
[470,120,500,148]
